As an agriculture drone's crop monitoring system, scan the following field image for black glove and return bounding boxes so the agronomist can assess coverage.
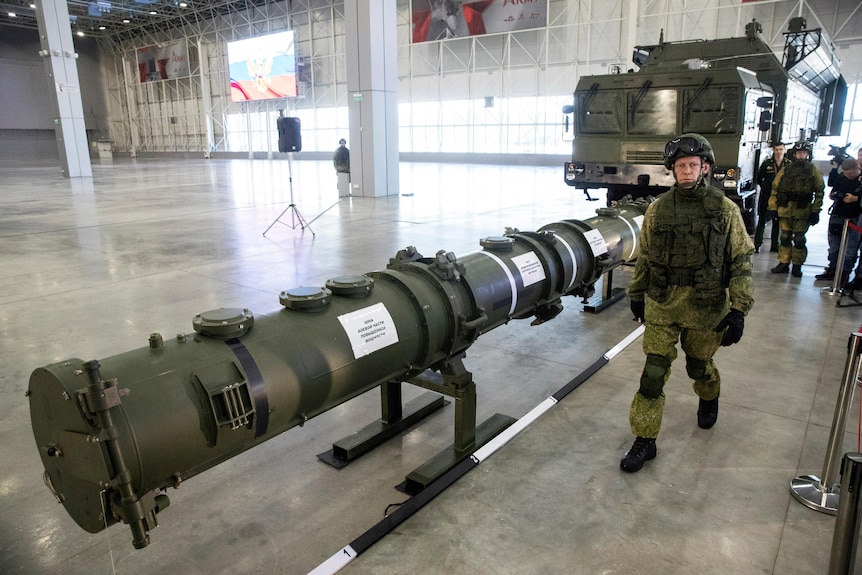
[714,309,744,346]
[767,210,778,220]
[809,212,820,225]
[630,299,645,323]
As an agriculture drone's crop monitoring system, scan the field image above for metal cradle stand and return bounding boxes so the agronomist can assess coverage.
[582,268,629,313]
[790,329,862,514]
[263,152,314,237]
[317,354,515,495]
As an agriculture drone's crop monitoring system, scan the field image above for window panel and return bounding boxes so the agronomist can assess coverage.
[628,89,678,135]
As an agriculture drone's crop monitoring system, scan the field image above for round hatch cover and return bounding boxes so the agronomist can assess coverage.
[479,236,515,251]
[280,286,332,311]
[192,308,254,338]
[325,275,374,296]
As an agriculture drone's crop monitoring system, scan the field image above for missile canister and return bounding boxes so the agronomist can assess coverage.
[28,201,646,548]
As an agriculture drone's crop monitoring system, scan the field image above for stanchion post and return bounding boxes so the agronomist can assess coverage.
[828,453,862,575]
[790,331,862,514]
[827,220,852,295]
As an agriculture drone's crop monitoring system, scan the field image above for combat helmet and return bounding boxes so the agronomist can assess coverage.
[663,133,715,169]
[789,141,812,161]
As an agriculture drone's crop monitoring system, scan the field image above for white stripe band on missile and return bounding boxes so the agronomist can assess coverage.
[554,235,579,291]
[475,250,518,316]
[617,212,638,261]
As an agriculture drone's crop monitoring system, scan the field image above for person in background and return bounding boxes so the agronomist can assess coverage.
[333,138,350,197]
[754,143,791,254]
[333,138,350,173]
[838,147,862,291]
[621,133,754,473]
[767,141,824,278]
[815,158,861,285]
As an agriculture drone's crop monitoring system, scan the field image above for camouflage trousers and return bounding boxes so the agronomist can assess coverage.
[776,215,812,265]
[629,322,723,438]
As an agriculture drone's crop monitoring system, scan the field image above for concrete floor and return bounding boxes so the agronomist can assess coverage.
[1,155,861,575]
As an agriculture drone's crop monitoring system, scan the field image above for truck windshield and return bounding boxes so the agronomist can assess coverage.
[627,88,677,135]
[682,86,741,134]
[578,91,623,134]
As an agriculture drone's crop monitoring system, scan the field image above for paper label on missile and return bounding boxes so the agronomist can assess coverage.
[338,302,399,358]
[511,252,545,288]
[633,215,644,228]
[583,229,608,256]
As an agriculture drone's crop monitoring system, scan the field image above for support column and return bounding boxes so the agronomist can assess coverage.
[344,0,399,197]
[198,40,214,158]
[35,0,92,178]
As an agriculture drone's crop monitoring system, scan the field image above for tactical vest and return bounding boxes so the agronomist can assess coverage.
[776,161,817,207]
[646,187,728,305]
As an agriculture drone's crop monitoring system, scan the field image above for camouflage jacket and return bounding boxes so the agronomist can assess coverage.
[628,182,755,327]
[768,161,824,217]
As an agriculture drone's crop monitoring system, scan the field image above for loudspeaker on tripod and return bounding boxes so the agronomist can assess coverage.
[277,116,302,153]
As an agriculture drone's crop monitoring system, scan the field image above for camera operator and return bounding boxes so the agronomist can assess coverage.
[816,158,862,285]
[827,143,854,186]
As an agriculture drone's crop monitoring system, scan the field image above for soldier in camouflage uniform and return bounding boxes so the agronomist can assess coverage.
[621,133,755,473]
[767,141,824,277]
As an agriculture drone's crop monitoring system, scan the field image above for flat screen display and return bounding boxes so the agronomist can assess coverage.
[228,31,297,102]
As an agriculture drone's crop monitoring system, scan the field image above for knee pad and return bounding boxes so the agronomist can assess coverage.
[639,353,671,399]
[780,230,792,247]
[685,356,709,380]
[794,232,806,248]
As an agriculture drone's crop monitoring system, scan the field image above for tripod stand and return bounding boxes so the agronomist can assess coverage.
[263,152,315,237]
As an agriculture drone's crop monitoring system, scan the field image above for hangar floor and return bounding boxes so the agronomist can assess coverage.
[1,156,860,575]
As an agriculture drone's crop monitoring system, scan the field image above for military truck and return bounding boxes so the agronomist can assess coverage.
[562,18,846,232]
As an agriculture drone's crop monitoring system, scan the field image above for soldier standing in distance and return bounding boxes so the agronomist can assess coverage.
[333,138,350,197]
[767,141,824,278]
[333,138,350,173]
[621,133,755,473]
[754,143,791,253]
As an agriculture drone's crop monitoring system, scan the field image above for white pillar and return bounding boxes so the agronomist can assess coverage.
[344,0,399,197]
[35,0,92,178]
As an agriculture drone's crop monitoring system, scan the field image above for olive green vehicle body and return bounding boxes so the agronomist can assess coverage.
[563,21,845,233]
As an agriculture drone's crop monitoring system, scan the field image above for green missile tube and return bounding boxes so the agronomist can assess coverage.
[28,202,646,549]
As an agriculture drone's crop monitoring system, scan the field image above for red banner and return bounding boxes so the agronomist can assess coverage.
[412,0,547,43]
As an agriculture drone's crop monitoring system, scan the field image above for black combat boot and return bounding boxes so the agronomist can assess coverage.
[815,268,835,280]
[620,436,657,473]
[791,264,803,277]
[771,262,789,274]
[697,397,719,429]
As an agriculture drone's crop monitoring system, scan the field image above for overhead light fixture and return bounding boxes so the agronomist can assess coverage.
[77,31,85,36]
[8,11,16,17]
[122,18,129,23]
[179,2,187,6]
[149,11,157,15]
[99,26,105,30]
